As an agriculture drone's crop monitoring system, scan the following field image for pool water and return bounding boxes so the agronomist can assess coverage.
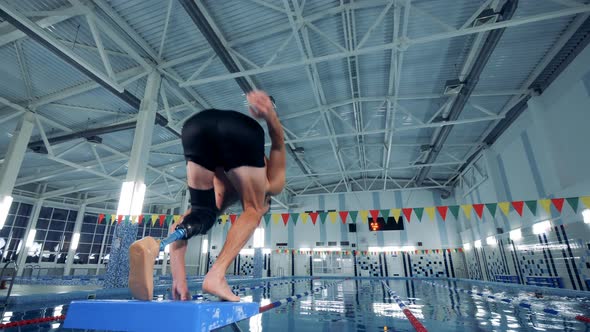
[2,278,590,331]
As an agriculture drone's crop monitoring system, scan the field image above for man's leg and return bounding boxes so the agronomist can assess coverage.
[202,166,267,301]
[129,161,213,300]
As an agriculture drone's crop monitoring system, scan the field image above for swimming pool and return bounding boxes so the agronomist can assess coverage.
[2,277,589,331]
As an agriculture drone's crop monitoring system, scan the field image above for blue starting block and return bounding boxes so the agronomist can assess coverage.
[63,300,259,332]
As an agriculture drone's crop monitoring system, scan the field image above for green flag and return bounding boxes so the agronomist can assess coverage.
[380,209,390,222]
[165,215,173,226]
[525,200,537,215]
[349,211,358,223]
[264,214,271,226]
[449,205,460,219]
[414,208,424,221]
[485,203,497,217]
[124,215,130,224]
[319,211,328,224]
[566,197,579,212]
[291,213,300,225]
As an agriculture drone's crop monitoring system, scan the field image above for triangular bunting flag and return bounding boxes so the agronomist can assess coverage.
[173,215,181,224]
[461,205,472,220]
[425,207,435,221]
[551,198,565,213]
[230,214,238,225]
[485,203,497,218]
[300,212,309,224]
[414,208,424,221]
[566,197,579,213]
[151,215,158,226]
[581,196,590,209]
[319,212,328,224]
[124,215,130,224]
[110,215,116,225]
[309,212,319,225]
[380,209,390,221]
[369,210,380,222]
[291,213,300,225]
[539,199,552,215]
[339,211,349,224]
[525,200,537,215]
[281,213,290,226]
[159,215,166,227]
[390,208,401,222]
[117,215,123,224]
[473,204,484,219]
[437,206,448,221]
[263,214,271,226]
[512,201,524,216]
[359,210,369,224]
[498,202,510,216]
[138,215,144,225]
[272,213,280,224]
[349,211,358,223]
[131,215,137,224]
[328,211,337,224]
[165,215,173,226]
[402,208,413,222]
[448,206,460,219]
[221,214,229,225]
[98,214,105,224]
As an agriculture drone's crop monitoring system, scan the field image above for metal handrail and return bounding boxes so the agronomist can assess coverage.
[0,260,18,311]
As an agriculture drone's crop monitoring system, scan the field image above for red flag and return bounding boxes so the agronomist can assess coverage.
[369,210,380,222]
[473,204,485,219]
[339,211,349,224]
[511,201,524,216]
[159,215,166,227]
[230,214,238,225]
[117,215,123,224]
[436,206,448,221]
[551,198,565,213]
[281,213,290,226]
[402,208,413,222]
[98,213,105,224]
[138,215,144,225]
[309,212,319,225]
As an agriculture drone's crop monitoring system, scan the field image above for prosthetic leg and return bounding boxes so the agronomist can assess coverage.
[129,188,219,300]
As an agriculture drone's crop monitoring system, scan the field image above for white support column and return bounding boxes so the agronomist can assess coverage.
[16,186,45,276]
[64,202,86,276]
[0,113,34,229]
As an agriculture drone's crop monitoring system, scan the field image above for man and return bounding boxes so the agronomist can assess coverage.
[129,90,285,301]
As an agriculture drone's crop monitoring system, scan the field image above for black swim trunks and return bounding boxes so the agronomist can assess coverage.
[181,109,265,171]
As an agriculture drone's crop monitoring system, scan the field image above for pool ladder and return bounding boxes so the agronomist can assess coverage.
[0,261,18,312]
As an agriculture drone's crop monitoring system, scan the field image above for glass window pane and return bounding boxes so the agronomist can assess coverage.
[49,220,66,231]
[39,207,53,219]
[17,204,32,216]
[45,231,62,242]
[68,211,78,221]
[9,203,19,215]
[79,233,93,244]
[52,209,68,220]
[81,223,95,234]
[36,218,49,230]
[14,216,29,227]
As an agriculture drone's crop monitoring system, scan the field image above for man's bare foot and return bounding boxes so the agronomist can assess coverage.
[202,271,240,302]
[128,237,160,301]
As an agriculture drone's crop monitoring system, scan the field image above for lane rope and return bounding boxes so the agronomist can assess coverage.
[381,282,428,332]
[259,279,345,313]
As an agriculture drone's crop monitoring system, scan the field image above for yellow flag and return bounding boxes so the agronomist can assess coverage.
[173,215,181,223]
[498,202,510,216]
[131,215,137,224]
[359,210,369,224]
[539,199,552,215]
[151,214,158,226]
[328,211,337,224]
[390,208,401,221]
[301,212,309,224]
[220,214,228,224]
[272,213,280,224]
[461,205,472,220]
[110,214,116,225]
[425,207,435,221]
[582,196,590,209]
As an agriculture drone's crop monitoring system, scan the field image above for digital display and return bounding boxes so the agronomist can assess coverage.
[368,217,404,231]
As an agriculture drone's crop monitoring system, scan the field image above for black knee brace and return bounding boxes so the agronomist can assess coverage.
[176,187,219,239]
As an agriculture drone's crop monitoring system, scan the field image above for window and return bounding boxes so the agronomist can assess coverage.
[28,207,76,264]
[76,214,110,265]
[0,201,33,263]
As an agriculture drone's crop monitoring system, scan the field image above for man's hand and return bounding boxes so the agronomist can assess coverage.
[172,278,191,301]
[247,90,275,121]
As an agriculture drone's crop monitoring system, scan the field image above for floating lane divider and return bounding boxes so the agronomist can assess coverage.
[0,315,65,329]
[381,282,428,332]
[192,278,313,300]
[423,280,590,324]
[259,279,346,313]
